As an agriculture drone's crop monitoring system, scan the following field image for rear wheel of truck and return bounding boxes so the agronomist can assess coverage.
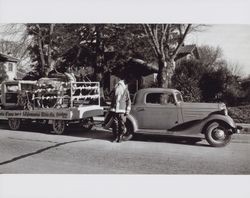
[52,120,66,135]
[8,118,22,130]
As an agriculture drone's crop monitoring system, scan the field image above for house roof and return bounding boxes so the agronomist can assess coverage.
[112,58,158,77]
[178,45,196,54]
[0,53,19,63]
[127,58,158,76]
[117,45,200,78]
[176,44,200,60]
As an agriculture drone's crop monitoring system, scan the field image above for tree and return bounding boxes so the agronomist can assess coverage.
[227,62,243,76]
[25,24,155,80]
[198,45,224,69]
[0,24,32,72]
[26,24,56,77]
[142,24,192,88]
[199,61,242,105]
[172,59,205,102]
[26,24,95,79]
[172,45,243,105]
[199,68,226,102]
[241,76,250,105]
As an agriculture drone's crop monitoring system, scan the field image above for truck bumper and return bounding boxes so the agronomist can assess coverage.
[233,125,242,134]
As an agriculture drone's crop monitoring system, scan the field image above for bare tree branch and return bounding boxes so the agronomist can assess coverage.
[173,24,192,58]
[160,24,169,60]
[36,24,46,75]
[144,24,160,55]
[47,23,55,71]
[142,24,159,57]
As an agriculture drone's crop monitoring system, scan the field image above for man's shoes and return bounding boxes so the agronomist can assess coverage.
[116,138,121,143]
[112,137,121,143]
[112,134,125,143]
[123,134,133,141]
[112,137,122,143]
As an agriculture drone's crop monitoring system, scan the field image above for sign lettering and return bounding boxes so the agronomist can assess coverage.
[0,110,70,119]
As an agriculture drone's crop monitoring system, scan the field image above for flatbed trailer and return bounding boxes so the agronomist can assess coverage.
[0,80,104,134]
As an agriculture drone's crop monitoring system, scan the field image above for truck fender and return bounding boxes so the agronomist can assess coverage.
[126,114,138,132]
[201,114,236,133]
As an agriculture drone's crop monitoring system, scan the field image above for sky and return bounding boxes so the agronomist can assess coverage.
[187,24,250,77]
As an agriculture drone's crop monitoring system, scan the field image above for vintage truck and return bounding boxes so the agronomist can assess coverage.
[105,88,241,147]
[0,79,103,134]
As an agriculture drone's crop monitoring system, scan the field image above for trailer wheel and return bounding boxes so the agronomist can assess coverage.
[52,120,66,135]
[8,118,22,130]
[80,117,94,131]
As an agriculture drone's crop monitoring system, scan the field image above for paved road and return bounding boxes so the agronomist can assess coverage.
[0,121,250,174]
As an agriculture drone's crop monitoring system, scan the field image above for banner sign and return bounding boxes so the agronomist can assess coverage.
[0,106,103,120]
[0,109,71,120]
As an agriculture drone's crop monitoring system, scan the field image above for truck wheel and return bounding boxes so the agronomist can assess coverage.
[8,118,22,130]
[52,120,66,135]
[80,117,94,131]
[205,122,232,147]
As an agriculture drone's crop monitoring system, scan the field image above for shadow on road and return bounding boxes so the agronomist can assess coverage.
[0,139,91,166]
[0,121,209,147]
[57,126,209,147]
[132,134,208,147]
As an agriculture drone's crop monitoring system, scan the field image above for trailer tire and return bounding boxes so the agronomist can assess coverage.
[52,120,66,135]
[80,117,94,131]
[8,118,22,130]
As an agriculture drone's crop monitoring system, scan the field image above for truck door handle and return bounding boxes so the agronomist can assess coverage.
[136,107,145,112]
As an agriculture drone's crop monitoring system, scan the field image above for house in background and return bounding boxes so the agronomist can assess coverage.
[0,52,19,81]
[109,58,159,95]
[109,44,200,95]
[175,44,200,61]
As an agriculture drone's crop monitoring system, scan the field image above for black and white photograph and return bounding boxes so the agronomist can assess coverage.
[0,0,250,198]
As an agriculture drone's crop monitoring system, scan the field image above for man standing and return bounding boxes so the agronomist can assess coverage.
[110,75,131,143]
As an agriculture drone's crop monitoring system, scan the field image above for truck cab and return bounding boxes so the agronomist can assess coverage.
[0,80,37,110]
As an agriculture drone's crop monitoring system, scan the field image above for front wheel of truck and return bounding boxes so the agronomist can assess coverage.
[205,121,232,147]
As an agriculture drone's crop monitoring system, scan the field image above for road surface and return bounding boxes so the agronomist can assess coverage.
[0,121,250,174]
